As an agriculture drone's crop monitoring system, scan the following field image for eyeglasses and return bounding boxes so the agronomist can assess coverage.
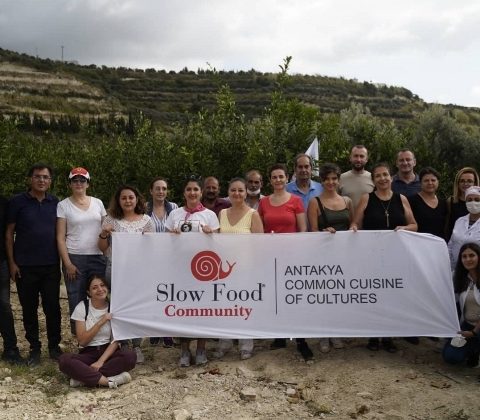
[71,178,88,184]
[32,175,51,181]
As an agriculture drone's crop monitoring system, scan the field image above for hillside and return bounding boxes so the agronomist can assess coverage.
[2,46,480,128]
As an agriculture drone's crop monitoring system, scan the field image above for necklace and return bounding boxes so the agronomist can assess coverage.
[379,196,392,228]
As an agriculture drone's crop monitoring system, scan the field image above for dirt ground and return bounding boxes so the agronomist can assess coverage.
[0,287,478,420]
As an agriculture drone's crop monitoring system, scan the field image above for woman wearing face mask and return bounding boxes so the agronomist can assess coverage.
[448,186,480,271]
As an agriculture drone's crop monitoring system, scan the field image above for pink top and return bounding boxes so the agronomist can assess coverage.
[258,195,304,233]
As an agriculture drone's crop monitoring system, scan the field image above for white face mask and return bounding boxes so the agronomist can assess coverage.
[247,188,261,196]
[466,201,480,214]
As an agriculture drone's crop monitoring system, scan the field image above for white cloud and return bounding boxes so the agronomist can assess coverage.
[0,0,479,106]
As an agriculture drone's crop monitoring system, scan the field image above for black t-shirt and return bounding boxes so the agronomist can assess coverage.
[408,193,447,240]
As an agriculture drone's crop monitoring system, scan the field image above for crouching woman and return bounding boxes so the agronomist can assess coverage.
[59,275,136,388]
[443,243,480,367]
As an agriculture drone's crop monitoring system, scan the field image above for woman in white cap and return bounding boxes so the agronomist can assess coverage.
[448,186,480,270]
[57,167,107,335]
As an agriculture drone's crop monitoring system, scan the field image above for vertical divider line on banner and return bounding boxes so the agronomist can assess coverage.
[274,257,278,314]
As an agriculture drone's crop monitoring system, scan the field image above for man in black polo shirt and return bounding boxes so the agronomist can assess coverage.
[0,195,24,365]
[6,163,62,366]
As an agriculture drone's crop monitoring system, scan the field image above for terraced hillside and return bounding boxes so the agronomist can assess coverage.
[1,47,480,128]
[0,60,123,118]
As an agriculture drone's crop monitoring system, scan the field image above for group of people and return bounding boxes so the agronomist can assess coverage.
[0,145,479,388]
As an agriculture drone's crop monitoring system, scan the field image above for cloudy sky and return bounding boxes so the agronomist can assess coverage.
[1,0,479,107]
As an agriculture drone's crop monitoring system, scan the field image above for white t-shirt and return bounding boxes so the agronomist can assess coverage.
[165,207,219,232]
[71,298,111,347]
[57,197,106,255]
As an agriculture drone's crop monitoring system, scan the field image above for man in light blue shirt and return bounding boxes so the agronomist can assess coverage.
[286,154,323,211]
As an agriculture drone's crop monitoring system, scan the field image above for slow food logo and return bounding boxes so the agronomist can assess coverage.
[190,251,236,281]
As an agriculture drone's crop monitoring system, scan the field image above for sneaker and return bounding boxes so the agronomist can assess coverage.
[331,338,345,349]
[240,350,253,360]
[108,371,132,389]
[27,349,41,367]
[195,349,208,365]
[134,347,145,364]
[179,350,191,367]
[163,337,175,348]
[404,337,420,345]
[319,338,330,353]
[49,346,64,361]
[367,338,379,351]
[270,338,287,350]
[1,349,26,366]
[69,378,84,388]
[466,351,480,368]
[149,337,161,346]
[297,341,313,361]
[382,338,398,353]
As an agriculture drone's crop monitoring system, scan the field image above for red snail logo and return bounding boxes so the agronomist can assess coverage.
[190,251,236,281]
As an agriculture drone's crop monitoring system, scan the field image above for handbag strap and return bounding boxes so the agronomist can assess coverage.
[315,196,329,227]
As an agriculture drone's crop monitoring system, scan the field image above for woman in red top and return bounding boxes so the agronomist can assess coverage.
[258,163,307,233]
[258,163,312,360]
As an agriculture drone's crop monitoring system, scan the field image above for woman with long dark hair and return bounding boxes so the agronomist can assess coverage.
[59,275,136,388]
[443,243,480,367]
[98,185,154,364]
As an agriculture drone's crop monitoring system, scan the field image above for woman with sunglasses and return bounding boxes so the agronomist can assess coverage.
[446,168,480,241]
[57,167,107,335]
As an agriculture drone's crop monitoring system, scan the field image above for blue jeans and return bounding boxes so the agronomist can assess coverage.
[0,259,19,352]
[64,254,106,316]
[443,321,480,365]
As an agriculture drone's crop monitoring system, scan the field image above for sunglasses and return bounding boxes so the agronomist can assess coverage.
[70,177,88,184]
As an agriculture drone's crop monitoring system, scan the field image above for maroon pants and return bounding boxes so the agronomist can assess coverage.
[59,344,136,387]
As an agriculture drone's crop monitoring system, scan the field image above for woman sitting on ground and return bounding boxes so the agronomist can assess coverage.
[59,275,136,388]
[443,243,480,367]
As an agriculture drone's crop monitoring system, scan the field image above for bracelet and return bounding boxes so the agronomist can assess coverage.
[99,233,109,239]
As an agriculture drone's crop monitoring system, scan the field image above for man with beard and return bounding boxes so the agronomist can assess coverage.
[245,170,265,210]
[392,149,421,197]
[286,154,323,211]
[339,145,374,210]
[201,176,231,216]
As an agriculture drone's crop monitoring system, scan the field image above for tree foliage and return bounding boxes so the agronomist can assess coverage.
[0,59,479,203]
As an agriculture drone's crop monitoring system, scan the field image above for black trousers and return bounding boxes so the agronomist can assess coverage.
[16,264,61,351]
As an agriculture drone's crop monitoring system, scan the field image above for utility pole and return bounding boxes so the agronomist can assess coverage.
[61,45,64,62]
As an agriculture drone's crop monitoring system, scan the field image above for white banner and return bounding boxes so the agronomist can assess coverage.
[110,231,459,340]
